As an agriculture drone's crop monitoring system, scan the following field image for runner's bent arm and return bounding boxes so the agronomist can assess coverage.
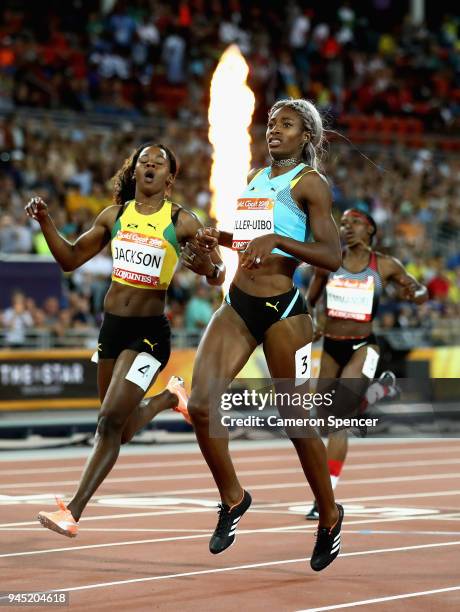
[276,172,341,270]
[25,196,115,272]
[240,172,341,271]
[380,255,428,304]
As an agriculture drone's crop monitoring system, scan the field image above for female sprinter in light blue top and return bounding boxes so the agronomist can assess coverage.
[183,99,344,571]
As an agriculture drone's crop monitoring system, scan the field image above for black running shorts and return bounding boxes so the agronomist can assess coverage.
[323,334,378,370]
[97,312,171,370]
[225,283,308,344]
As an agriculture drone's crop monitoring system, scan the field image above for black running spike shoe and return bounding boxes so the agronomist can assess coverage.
[310,503,344,571]
[305,500,319,520]
[209,490,252,554]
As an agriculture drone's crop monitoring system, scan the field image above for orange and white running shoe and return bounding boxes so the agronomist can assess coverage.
[37,497,78,538]
[167,376,191,425]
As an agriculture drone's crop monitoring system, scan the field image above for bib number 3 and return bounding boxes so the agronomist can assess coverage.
[295,342,312,386]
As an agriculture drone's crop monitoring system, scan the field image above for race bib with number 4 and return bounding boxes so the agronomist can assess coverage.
[125,352,161,391]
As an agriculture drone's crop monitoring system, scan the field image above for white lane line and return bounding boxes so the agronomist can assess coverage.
[0,467,298,489]
[0,533,211,557]
[279,488,460,507]
[128,473,460,500]
[431,513,460,521]
[3,453,460,477]
[0,524,318,558]
[346,529,460,535]
[1,540,459,598]
[0,508,215,528]
[0,454,296,477]
[0,527,212,533]
[0,440,454,466]
[3,527,460,537]
[2,514,459,558]
[3,469,460,492]
[90,486,460,505]
[1,488,459,529]
[297,585,460,611]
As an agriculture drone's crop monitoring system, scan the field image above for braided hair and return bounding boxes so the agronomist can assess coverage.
[112,142,178,207]
[268,99,324,170]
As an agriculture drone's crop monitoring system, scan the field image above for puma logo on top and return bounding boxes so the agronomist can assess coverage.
[143,338,157,351]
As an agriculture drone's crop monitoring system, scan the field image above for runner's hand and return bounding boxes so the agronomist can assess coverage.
[182,240,215,276]
[196,227,219,251]
[240,234,278,269]
[395,274,418,300]
[25,197,49,222]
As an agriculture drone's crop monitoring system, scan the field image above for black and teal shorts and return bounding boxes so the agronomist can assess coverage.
[225,283,308,344]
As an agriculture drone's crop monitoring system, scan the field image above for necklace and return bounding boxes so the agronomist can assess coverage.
[271,157,301,167]
[135,198,165,210]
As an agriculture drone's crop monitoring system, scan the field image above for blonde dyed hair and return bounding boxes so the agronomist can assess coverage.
[268,98,324,170]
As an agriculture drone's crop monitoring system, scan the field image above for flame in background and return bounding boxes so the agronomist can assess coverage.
[208,44,255,292]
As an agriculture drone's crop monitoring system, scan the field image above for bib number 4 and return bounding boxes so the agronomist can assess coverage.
[125,352,161,391]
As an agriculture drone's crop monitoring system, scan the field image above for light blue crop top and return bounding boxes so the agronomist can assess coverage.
[236,163,314,259]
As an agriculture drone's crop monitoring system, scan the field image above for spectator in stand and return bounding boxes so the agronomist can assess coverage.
[1,290,33,347]
[447,267,460,304]
[427,257,451,301]
[42,296,60,328]
[68,293,95,329]
[0,213,33,253]
[1,107,459,342]
[0,0,459,345]
[1,1,459,128]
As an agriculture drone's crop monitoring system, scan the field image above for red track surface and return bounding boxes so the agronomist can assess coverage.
[2,440,460,611]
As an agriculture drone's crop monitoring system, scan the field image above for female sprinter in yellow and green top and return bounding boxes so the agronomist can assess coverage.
[26,142,224,537]
[190,99,344,572]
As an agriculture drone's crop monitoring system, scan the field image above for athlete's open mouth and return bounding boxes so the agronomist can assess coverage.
[144,170,155,181]
[268,138,282,146]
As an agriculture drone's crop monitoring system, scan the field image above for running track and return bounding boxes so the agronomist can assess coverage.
[1,439,460,611]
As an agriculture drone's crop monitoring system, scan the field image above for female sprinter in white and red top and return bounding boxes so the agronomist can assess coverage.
[305,208,427,519]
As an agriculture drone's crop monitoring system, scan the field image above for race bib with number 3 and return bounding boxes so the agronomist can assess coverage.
[295,342,312,386]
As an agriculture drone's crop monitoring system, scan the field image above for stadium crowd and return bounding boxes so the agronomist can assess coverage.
[1,0,459,130]
[0,0,459,347]
[1,113,459,347]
